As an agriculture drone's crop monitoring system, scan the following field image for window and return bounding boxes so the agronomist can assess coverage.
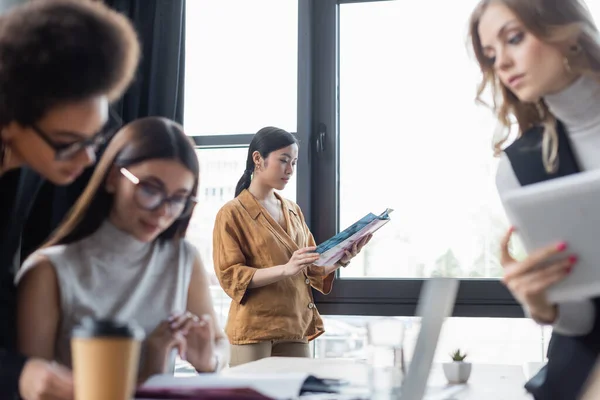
[337,0,524,281]
[312,0,600,316]
[184,0,600,333]
[310,0,519,317]
[184,0,298,136]
[184,1,302,328]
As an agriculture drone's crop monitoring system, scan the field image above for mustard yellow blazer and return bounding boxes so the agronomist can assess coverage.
[212,189,334,345]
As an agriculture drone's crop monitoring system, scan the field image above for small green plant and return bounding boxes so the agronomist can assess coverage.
[450,349,467,362]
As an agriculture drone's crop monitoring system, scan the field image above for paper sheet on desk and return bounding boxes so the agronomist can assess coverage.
[424,385,467,400]
[300,384,466,400]
[139,372,311,400]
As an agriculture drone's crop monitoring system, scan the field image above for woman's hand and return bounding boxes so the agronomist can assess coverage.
[283,247,320,277]
[139,318,187,382]
[171,312,217,373]
[19,359,73,400]
[338,234,372,265]
[500,227,576,323]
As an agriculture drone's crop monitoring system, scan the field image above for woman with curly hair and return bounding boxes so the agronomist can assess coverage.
[0,0,140,398]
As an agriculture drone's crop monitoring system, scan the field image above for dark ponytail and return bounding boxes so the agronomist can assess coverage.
[234,126,298,198]
[235,168,253,198]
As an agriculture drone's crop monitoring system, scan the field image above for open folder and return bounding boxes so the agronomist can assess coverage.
[136,373,343,400]
[136,386,270,399]
[313,208,393,266]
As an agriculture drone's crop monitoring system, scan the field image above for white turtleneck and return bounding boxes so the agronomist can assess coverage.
[16,220,196,367]
[496,75,600,336]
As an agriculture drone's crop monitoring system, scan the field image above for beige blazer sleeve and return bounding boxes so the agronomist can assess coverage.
[212,206,257,304]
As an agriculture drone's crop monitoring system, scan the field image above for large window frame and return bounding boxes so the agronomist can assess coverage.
[306,0,522,318]
[187,0,522,319]
[187,2,312,227]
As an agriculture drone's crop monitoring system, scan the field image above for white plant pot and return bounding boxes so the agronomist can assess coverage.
[442,361,472,384]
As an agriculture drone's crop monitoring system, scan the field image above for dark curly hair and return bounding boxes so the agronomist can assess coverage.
[0,0,140,128]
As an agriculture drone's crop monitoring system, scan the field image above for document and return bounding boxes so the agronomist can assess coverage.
[137,372,336,400]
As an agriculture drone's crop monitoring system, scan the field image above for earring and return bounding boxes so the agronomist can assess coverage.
[563,44,581,74]
[563,56,573,74]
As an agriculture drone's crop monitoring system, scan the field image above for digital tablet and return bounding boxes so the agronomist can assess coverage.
[502,168,600,303]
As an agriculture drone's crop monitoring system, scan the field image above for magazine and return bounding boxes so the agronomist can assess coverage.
[314,208,393,267]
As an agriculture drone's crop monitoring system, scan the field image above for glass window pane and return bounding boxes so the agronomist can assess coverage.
[337,1,528,279]
[187,148,297,328]
[184,1,298,135]
[587,1,600,21]
[315,316,552,366]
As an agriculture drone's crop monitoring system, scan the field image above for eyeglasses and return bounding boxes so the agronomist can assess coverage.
[120,167,198,218]
[31,108,123,161]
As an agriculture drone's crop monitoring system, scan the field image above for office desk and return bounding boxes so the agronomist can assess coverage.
[225,357,532,400]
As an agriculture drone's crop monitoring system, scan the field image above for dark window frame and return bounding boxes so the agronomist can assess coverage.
[306,0,522,318]
[187,0,521,319]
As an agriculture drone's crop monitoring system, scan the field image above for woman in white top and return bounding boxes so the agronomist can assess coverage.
[469,0,600,398]
[16,117,229,381]
[470,0,600,340]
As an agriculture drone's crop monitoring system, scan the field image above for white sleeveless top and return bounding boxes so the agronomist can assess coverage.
[17,220,196,367]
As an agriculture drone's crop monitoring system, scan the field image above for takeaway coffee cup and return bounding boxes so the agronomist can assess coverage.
[71,317,145,400]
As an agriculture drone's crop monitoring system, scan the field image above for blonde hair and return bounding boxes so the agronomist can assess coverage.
[469,0,600,173]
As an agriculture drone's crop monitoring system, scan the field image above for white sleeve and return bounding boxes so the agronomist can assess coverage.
[524,301,596,336]
[552,300,595,336]
[522,300,594,336]
[15,247,56,284]
[495,153,522,197]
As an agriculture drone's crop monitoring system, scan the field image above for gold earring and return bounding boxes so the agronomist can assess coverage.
[563,44,581,74]
[563,56,572,74]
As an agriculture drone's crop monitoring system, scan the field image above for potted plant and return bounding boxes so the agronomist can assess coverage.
[442,349,472,384]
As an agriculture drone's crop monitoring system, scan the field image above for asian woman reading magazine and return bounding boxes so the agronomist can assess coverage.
[213,127,372,367]
[469,0,600,398]
[16,118,229,382]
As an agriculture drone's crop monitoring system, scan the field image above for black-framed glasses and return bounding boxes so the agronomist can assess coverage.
[120,167,198,218]
[31,108,123,161]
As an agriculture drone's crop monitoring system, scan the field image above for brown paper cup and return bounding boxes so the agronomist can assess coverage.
[71,318,145,400]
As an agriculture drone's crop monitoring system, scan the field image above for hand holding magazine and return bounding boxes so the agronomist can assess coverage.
[313,208,393,267]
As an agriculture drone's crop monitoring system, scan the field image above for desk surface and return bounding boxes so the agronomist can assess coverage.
[225,357,532,400]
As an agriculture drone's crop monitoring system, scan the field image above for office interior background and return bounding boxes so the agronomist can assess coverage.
[8,0,598,367]
[185,0,600,366]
